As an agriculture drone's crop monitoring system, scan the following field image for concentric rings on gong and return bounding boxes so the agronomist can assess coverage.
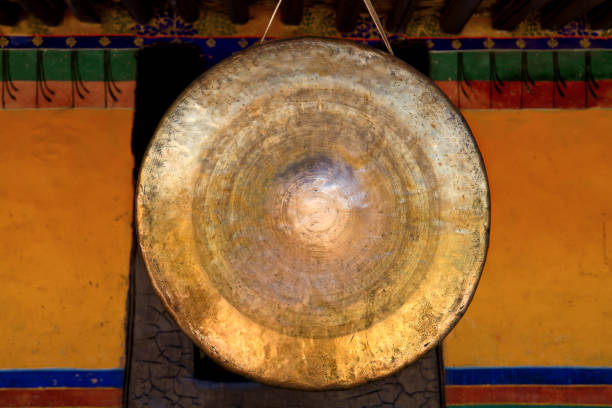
[192,89,439,338]
[137,37,489,389]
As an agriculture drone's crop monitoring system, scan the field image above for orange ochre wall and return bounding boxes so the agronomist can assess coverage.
[0,109,610,405]
[0,110,133,369]
[448,110,612,368]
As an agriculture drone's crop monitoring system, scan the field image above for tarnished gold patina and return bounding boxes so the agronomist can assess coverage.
[137,38,490,389]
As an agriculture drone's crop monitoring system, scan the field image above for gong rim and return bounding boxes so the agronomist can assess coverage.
[136,37,490,390]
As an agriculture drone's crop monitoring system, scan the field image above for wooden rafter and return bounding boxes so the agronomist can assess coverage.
[0,0,21,26]
[15,0,65,26]
[66,0,100,23]
[492,0,549,31]
[170,0,199,23]
[281,0,304,25]
[336,0,360,33]
[540,0,606,29]
[120,0,152,24]
[588,0,612,29]
[225,0,249,24]
[386,0,418,33]
[440,0,484,34]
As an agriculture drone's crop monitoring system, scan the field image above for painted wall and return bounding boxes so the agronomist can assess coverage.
[0,110,133,406]
[0,8,611,405]
[445,109,612,406]
[2,109,611,407]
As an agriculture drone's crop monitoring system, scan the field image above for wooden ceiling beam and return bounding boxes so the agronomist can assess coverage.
[540,0,606,30]
[0,0,21,26]
[120,0,152,24]
[492,0,549,31]
[225,0,249,24]
[15,0,65,26]
[440,0,483,34]
[336,0,359,33]
[281,0,304,25]
[386,0,418,33]
[587,0,612,29]
[170,0,199,22]
[66,0,100,23]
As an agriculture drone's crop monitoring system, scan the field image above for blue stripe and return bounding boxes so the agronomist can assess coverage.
[446,367,612,385]
[0,35,611,52]
[0,369,123,388]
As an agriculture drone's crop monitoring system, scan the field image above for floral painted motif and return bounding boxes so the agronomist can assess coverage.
[132,11,197,36]
[402,14,442,37]
[1,1,611,40]
[298,6,339,38]
[557,17,603,37]
[192,9,237,36]
[343,14,381,39]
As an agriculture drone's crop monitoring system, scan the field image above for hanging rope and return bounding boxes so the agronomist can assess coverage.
[260,0,394,56]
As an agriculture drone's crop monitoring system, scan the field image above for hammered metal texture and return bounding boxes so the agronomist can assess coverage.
[137,37,490,390]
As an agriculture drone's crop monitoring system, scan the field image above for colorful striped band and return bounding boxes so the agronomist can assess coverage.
[0,35,611,51]
[446,367,612,407]
[0,369,123,388]
[446,367,612,385]
[0,388,122,407]
[0,369,123,407]
[1,36,612,109]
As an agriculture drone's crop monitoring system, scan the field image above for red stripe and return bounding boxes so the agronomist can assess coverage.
[0,388,121,407]
[433,79,612,108]
[446,385,612,405]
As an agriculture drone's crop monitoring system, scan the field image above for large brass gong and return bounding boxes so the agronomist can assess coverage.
[137,37,490,389]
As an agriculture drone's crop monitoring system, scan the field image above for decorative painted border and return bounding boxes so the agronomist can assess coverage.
[1,34,612,51]
[431,50,612,108]
[2,35,612,109]
[0,369,122,407]
[447,367,612,385]
[0,369,123,388]
[446,367,612,407]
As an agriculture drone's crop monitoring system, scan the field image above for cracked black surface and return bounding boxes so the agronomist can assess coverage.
[127,43,444,408]
[126,250,443,408]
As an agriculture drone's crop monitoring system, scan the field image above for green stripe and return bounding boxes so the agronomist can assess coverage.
[3,50,36,80]
[1,49,612,83]
[0,50,136,81]
[591,50,612,79]
[429,50,612,82]
[557,51,585,81]
[493,52,521,81]
[430,52,458,81]
[462,52,489,81]
[110,50,137,81]
[526,51,552,81]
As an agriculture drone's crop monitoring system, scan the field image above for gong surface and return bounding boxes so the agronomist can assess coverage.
[137,37,490,389]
